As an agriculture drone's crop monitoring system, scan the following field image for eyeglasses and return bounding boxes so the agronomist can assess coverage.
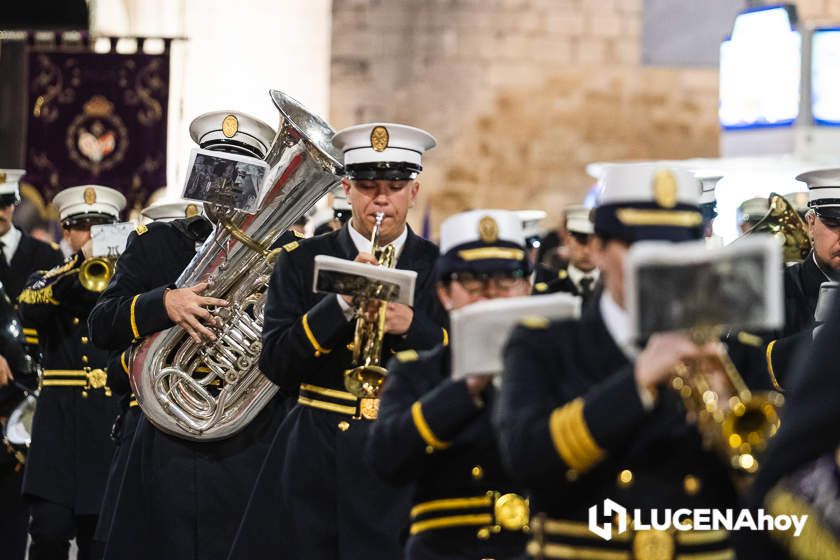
[449,271,526,296]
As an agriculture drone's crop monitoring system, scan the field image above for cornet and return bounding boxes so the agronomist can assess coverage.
[343,212,397,405]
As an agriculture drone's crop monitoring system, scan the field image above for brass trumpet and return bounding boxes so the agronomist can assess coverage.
[344,212,397,402]
[671,327,783,474]
[79,256,115,293]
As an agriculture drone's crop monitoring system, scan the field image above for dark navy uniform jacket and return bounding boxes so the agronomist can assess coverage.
[87,218,297,560]
[18,251,119,515]
[763,253,829,394]
[367,345,528,560]
[532,266,599,306]
[228,224,446,560]
[0,232,61,560]
[496,301,774,558]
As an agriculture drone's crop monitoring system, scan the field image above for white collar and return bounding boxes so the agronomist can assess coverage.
[0,226,22,258]
[599,291,638,359]
[348,221,408,258]
[567,264,599,289]
[813,252,838,282]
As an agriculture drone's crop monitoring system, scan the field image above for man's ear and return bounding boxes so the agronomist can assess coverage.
[341,178,352,200]
[409,180,420,208]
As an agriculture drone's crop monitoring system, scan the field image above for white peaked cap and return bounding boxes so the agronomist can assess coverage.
[598,163,700,207]
[0,169,24,197]
[332,123,436,169]
[565,205,594,234]
[440,209,525,254]
[53,185,126,222]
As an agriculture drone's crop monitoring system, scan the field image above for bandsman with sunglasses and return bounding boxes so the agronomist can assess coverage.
[18,185,125,560]
[762,169,840,391]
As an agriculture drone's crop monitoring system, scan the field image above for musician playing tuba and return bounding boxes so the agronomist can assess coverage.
[18,185,125,560]
[228,122,447,560]
[495,163,776,560]
[86,109,306,560]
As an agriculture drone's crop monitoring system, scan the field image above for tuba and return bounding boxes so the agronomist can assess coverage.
[671,327,783,474]
[744,193,811,263]
[129,90,344,441]
[343,211,397,401]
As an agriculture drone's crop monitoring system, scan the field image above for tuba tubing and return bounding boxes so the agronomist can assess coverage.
[129,91,344,441]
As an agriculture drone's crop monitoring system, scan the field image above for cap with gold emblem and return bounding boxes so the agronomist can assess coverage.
[140,198,204,223]
[436,209,531,281]
[0,169,24,206]
[795,168,840,220]
[53,185,126,226]
[593,163,702,243]
[565,205,594,235]
[189,111,276,159]
[332,122,437,180]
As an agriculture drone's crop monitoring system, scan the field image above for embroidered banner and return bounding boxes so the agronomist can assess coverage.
[25,41,170,212]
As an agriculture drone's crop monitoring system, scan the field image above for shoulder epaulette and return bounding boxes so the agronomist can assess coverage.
[283,241,300,253]
[41,254,79,280]
[736,331,763,348]
[293,229,305,238]
[395,349,419,363]
[49,241,60,250]
[557,269,568,280]
[135,224,148,236]
[534,282,549,293]
[519,315,550,330]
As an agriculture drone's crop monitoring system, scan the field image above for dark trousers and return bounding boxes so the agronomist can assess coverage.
[28,498,99,560]
[0,467,27,560]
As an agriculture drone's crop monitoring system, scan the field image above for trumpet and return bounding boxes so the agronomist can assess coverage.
[671,327,783,474]
[343,212,397,406]
[79,256,116,293]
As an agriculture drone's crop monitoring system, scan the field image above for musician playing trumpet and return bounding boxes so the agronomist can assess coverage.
[229,123,446,560]
[495,164,774,560]
[18,185,125,560]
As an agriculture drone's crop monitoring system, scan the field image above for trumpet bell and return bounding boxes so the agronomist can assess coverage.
[343,364,387,398]
[720,392,783,473]
[79,257,114,293]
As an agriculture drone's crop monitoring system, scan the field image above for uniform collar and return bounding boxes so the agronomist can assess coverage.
[0,225,22,259]
[348,220,408,259]
[567,264,599,289]
[599,291,638,359]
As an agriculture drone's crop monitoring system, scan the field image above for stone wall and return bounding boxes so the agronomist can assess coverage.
[329,0,838,232]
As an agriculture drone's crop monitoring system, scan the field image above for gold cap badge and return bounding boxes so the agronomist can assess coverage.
[478,215,499,243]
[0,172,6,183]
[652,169,678,209]
[83,187,97,205]
[370,126,389,152]
[185,203,199,218]
[222,114,239,138]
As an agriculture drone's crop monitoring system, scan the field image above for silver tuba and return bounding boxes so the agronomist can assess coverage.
[129,90,344,440]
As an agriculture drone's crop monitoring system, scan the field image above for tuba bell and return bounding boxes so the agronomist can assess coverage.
[744,193,811,263]
[128,91,344,441]
[343,211,397,401]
